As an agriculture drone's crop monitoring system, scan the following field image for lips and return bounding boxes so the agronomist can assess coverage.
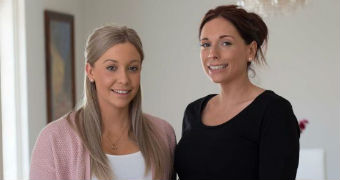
[111,89,131,95]
[208,64,228,70]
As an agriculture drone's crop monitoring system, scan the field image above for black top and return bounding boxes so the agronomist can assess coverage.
[174,90,300,180]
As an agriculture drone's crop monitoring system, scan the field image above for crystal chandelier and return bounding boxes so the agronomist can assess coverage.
[236,0,309,17]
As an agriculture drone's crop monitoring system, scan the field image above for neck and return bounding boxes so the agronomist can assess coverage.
[100,105,130,135]
[218,73,256,105]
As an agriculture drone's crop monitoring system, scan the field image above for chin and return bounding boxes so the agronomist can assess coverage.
[111,102,131,109]
[111,98,134,109]
[211,79,225,84]
[209,75,228,84]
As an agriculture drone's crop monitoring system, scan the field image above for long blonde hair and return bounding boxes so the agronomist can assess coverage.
[69,25,172,179]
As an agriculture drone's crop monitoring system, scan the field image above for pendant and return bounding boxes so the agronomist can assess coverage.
[111,144,118,151]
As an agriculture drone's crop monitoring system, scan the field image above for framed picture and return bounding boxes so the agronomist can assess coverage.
[44,10,76,123]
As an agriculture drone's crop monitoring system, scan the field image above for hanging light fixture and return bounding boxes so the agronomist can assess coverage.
[236,0,309,17]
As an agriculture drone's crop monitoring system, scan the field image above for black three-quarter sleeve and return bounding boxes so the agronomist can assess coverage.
[259,98,300,179]
[181,105,189,137]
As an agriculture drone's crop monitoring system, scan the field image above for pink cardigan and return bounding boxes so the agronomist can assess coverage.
[29,112,176,180]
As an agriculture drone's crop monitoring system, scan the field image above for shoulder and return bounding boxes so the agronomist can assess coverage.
[36,112,80,146]
[262,90,293,110]
[143,113,176,145]
[260,91,299,131]
[144,113,174,135]
[30,111,90,179]
[39,114,69,136]
[31,112,84,166]
[40,112,76,135]
[259,91,300,139]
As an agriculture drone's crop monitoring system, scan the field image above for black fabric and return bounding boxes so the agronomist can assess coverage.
[174,90,300,180]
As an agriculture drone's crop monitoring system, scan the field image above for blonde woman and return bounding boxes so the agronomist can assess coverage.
[30,25,176,180]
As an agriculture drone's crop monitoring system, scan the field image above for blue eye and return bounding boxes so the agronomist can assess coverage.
[106,66,117,71]
[222,41,232,46]
[200,43,210,48]
[128,66,139,72]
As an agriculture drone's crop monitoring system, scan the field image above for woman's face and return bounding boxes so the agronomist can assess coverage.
[86,42,141,110]
[200,17,256,84]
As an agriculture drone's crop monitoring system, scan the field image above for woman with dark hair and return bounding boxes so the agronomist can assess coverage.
[174,5,300,179]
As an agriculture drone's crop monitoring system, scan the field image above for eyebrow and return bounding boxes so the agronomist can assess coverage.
[200,35,234,41]
[103,59,117,63]
[103,59,140,64]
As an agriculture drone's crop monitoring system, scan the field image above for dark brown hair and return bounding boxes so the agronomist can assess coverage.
[199,5,268,65]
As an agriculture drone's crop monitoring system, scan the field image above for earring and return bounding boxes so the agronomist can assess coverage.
[248,58,252,62]
[89,78,94,83]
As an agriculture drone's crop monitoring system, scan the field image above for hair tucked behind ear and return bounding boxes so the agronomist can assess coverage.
[67,25,173,180]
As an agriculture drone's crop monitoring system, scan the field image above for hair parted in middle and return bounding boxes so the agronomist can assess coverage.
[68,25,172,180]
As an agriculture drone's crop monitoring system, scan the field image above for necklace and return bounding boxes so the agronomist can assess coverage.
[104,125,129,152]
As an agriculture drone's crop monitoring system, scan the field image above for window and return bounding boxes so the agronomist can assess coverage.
[0,0,29,179]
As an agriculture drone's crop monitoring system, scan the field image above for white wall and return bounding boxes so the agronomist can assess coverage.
[25,0,86,157]
[25,0,339,179]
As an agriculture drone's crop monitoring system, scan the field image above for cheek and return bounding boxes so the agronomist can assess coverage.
[234,52,249,66]
[131,73,141,86]
[200,50,207,61]
[200,50,208,67]
[100,73,114,84]
[93,71,109,85]
[235,48,248,60]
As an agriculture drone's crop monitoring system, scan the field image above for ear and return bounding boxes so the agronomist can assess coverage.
[85,63,95,82]
[248,41,257,62]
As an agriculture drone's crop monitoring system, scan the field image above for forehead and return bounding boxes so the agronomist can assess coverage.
[200,17,241,40]
[99,42,141,63]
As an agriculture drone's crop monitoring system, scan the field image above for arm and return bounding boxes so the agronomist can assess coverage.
[159,118,177,180]
[29,128,56,180]
[181,104,191,137]
[259,99,300,179]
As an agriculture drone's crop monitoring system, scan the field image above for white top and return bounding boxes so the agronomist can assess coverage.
[92,151,152,180]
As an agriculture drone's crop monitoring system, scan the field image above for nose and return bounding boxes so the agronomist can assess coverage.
[117,69,129,85]
[207,45,219,60]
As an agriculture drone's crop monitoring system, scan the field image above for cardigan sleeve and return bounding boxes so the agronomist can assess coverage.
[29,127,56,180]
[259,98,300,179]
[164,120,177,180]
[156,116,177,180]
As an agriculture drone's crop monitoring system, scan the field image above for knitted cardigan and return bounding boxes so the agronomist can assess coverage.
[29,112,176,180]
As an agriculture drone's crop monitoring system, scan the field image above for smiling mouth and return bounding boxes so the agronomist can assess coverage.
[208,64,228,70]
[111,89,131,95]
